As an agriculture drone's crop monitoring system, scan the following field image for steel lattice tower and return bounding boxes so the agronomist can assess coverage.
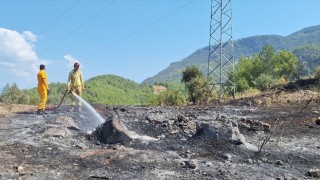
[207,0,235,99]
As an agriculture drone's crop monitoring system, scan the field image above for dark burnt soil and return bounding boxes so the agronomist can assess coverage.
[0,90,319,179]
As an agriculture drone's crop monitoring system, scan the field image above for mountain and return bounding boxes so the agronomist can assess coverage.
[292,44,320,69]
[142,25,320,84]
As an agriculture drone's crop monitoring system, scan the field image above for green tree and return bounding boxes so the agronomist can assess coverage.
[181,65,203,83]
[233,45,299,92]
[235,56,255,88]
[258,44,276,75]
[0,83,29,104]
[273,50,298,82]
[181,66,207,104]
[236,77,250,92]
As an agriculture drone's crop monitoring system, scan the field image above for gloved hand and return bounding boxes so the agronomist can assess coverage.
[66,87,71,94]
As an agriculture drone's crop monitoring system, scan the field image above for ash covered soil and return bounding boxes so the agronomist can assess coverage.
[0,89,320,180]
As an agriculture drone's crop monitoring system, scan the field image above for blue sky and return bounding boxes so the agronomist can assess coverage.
[0,0,319,89]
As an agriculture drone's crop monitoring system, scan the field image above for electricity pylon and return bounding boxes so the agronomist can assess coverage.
[207,0,235,99]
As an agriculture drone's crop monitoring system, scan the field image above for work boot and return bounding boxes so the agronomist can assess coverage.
[36,110,44,115]
[69,107,74,112]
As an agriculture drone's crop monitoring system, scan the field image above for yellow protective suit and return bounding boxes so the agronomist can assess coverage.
[67,70,84,106]
[37,70,48,110]
[38,90,47,110]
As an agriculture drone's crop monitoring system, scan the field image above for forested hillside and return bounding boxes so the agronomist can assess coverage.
[1,75,153,106]
[143,25,320,84]
[293,44,320,70]
[83,75,153,105]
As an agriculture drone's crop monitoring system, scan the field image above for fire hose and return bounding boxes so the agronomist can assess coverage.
[51,89,71,111]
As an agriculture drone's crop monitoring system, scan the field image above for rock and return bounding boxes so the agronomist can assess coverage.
[92,115,132,144]
[240,119,271,132]
[276,177,284,180]
[161,123,168,128]
[257,160,262,164]
[283,173,295,180]
[196,121,246,145]
[177,114,188,122]
[246,159,253,164]
[239,122,251,129]
[146,113,166,123]
[16,165,24,174]
[157,134,165,139]
[44,127,70,137]
[222,153,232,161]
[306,124,315,128]
[226,126,246,145]
[53,116,80,130]
[182,160,197,169]
[169,130,179,135]
[181,150,194,158]
[275,160,283,165]
[306,168,320,178]
[76,143,87,149]
[195,121,218,139]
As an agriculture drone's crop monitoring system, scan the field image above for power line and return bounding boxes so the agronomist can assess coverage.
[39,0,195,84]
[44,0,195,88]
[39,0,81,35]
[1,0,194,88]
[0,0,81,86]
[39,0,117,57]
[85,0,195,61]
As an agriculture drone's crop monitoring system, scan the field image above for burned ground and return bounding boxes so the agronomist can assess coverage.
[0,89,319,180]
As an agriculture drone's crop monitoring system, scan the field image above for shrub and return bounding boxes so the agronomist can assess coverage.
[236,77,250,93]
[148,90,185,106]
[0,83,30,104]
[253,73,276,91]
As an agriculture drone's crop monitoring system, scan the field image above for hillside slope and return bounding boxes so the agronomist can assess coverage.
[23,75,153,106]
[143,25,320,84]
[84,74,153,105]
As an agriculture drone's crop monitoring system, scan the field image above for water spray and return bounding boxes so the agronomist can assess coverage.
[72,93,157,141]
[72,93,105,124]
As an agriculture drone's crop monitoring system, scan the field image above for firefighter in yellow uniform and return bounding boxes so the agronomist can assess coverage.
[37,64,50,115]
[67,62,85,112]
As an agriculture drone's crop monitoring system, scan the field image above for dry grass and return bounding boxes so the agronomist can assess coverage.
[235,89,261,99]
[0,104,35,117]
[153,85,167,95]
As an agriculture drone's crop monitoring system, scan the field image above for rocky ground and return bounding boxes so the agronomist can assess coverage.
[0,89,320,180]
